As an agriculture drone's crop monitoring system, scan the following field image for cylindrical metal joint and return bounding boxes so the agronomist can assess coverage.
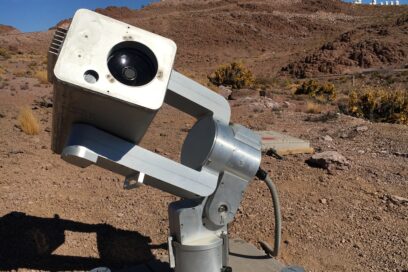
[181,116,261,181]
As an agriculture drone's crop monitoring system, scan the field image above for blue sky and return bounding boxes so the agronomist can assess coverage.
[0,0,407,33]
[0,0,156,32]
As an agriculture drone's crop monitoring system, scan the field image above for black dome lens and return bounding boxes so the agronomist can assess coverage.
[107,41,158,86]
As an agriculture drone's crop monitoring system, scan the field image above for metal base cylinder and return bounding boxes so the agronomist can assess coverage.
[173,237,223,272]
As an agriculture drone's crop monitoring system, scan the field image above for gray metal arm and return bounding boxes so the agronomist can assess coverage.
[62,124,219,199]
[166,70,231,124]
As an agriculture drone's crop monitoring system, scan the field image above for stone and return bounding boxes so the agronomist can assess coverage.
[229,89,258,100]
[8,149,24,155]
[320,198,327,204]
[306,151,351,171]
[387,195,408,206]
[323,135,333,142]
[218,85,232,99]
[355,125,368,132]
[34,96,53,108]
[394,152,408,158]
[246,97,280,111]
[340,133,349,139]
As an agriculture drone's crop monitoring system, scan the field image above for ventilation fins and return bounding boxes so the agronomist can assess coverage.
[47,27,68,83]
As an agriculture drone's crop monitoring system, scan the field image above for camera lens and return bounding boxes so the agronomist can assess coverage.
[107,41,158,86]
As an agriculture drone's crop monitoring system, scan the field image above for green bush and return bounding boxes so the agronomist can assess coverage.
[208,62,254,89]
[295,80,336,102]
[347,87,408,125]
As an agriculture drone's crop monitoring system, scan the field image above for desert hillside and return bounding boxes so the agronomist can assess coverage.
[1,0,408,78]
[0,1,407,272]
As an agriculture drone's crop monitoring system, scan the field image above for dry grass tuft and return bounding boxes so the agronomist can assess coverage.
[306,101,324,114]
[18,107,40,135]
[35,70,48,84]
[13,69,27,77]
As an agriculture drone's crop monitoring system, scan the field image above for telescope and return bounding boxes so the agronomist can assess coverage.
[48,9,286,272]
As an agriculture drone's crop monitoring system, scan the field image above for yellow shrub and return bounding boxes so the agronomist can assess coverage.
[208,62,254,89]
[35,70,48,84]
[0,47,10,59]
[306,101,323,114]
[347,87,408,125]
[295,80,336,102]
[13,69,27,77]
[18,107,40,135]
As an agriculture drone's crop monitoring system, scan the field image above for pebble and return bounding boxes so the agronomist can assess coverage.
[323,135,333,142]
[356,125,368,132]
[387,195,408,205]
[320,198,327,204]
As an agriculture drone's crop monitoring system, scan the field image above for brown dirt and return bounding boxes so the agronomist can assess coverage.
[0,1,407,271]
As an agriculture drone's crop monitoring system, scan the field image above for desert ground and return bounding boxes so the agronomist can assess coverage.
[0,0,407,271]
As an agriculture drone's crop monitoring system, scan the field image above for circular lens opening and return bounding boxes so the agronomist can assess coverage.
[107,41,158,87]
[84,70,99,83]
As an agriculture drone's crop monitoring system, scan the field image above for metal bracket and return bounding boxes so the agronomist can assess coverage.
[166,70,231,124]
[62,124,220,199]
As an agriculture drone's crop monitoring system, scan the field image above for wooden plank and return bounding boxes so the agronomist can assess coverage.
[257,131,314,156]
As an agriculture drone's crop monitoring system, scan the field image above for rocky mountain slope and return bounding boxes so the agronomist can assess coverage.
[1,0,408,78]
[283,13,408,78]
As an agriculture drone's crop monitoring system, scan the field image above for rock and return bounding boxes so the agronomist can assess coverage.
[8,149,24,155]
[323,135,333,142]
[34,96,53,108]
[0,112,5,118]
[355,125,368,132]
[320,198,327,204]
[394,152,408,158]
[42,163,53,170]
[238,97,280,111]
[283,101,292,108]
[228,89,258,100]
[306,151,351,171]
[386,195,408,206]
[340,132,349,139]
[218,85,232,99]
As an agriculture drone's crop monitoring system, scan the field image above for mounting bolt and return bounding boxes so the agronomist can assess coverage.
[218,204,228,213]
